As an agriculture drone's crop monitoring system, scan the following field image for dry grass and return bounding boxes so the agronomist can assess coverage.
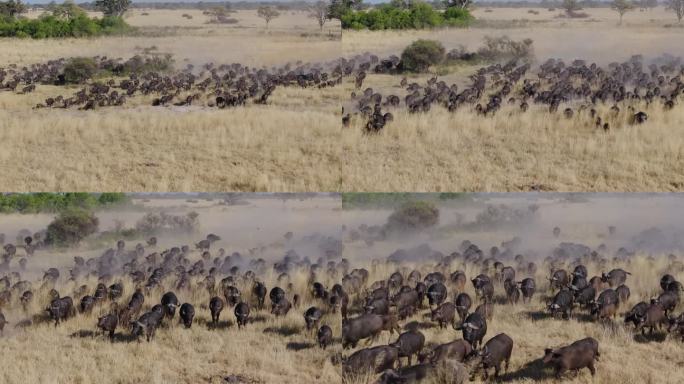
[0,198,343,384]
[340,7,684,192]
[0,106,341,192]
[342,194,684,384]
[0,9,343,192]
[341,100,684,192]
[341,223,684,383]
[0,273,341,384]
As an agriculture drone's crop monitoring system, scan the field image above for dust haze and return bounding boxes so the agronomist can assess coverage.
[342,194,684,264]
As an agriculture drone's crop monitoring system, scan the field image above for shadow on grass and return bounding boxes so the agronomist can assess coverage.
[497,358,554,382]
[207,320,232,330]
[70,329,95,338]
[524,310,552,321]
[403,320,435,331]
[263,324,302,337]
[286,341,316,351]
[251,314,269,324]
[634,331,668,343]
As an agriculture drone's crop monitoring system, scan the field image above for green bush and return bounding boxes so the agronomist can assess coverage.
[0,193,128,213]
[385,200,440,233]
[0,14,131,38]
[97,192,127,205]
[341,4,473,30]
[45,209,99,246]
[401,39,445,72]
[63,57,97,84]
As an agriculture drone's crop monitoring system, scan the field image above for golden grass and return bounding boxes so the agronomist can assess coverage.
[340,7,684,192]
[0,271,341,384]
[341,99,684,192]
[0,105,341,191]
[0,198,343,384]
[342,252,684,384]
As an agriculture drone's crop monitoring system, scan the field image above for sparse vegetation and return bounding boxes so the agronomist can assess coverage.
[257,5,280,28]
[340,3,473,30]
[400,39,446,72]
[0,0,131,38]
[668,0,684,23]
[45,209,99,246]
[611,0,635,25]
[0,193,128,214]
[385,200,440,233]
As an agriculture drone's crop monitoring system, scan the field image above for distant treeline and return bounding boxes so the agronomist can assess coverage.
[63,1,321,11]
[0,193,128,214]
[341,193,468,209]
[478,0,660,8]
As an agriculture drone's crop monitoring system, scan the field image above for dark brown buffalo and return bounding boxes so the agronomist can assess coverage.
[454,293,472,323]
[431,302,456,329]
[390,329,425,367]
[343,345,399,376]
[317,325,333,349]
[271,297,292,317]
[97,312,118,340]
[179,303,195,328]
[543,337,600,378]
[419,339,472,365]
[47,296,74,326]
[234,302,250,329]
[518,278,536,303]
[454,312,487,350]
[469,333,513,380]
[209,296,224,325]
[601,269,631,287]
[624,301,649,327]
[304,306,323,330]
[342,313,386,349]
[636,303,668,335]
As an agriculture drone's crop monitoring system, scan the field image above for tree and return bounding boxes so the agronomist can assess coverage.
[668,0,684,22]
[45,209,99,247]
[390,0,411,8]
[309,0,329,31]
[0,0,27,18]
[443,0,473,9]
[49,0,86,20]
[94,0,131,17]
[257,6,280,29]
[328,0,363,20]
[400,39,445,72]
[561,0,582,15]
[611,0,635,25]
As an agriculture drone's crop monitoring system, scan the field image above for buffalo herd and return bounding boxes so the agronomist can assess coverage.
[338,235,684,383]
[1,221,683,383]
[342,53,684,133]
[0,55,345,111]
[0,230,343,371]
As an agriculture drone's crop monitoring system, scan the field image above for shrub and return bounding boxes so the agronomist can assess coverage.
[443,6,474,26]
[135,211,200,235]
[97,193,127,206]
[0,193,128,214]
[385,201,440,233]
[63,57,97,84]
[477,36,534,63]
[45,209,99,246]
[340,4,473,30]
[401,39,445,72]
[0,14,131,38]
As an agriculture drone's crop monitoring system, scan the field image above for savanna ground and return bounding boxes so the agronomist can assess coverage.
[0,8,343,192]
[340,194,684,383]
[341,6,684,192]
[0,195,343,383]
